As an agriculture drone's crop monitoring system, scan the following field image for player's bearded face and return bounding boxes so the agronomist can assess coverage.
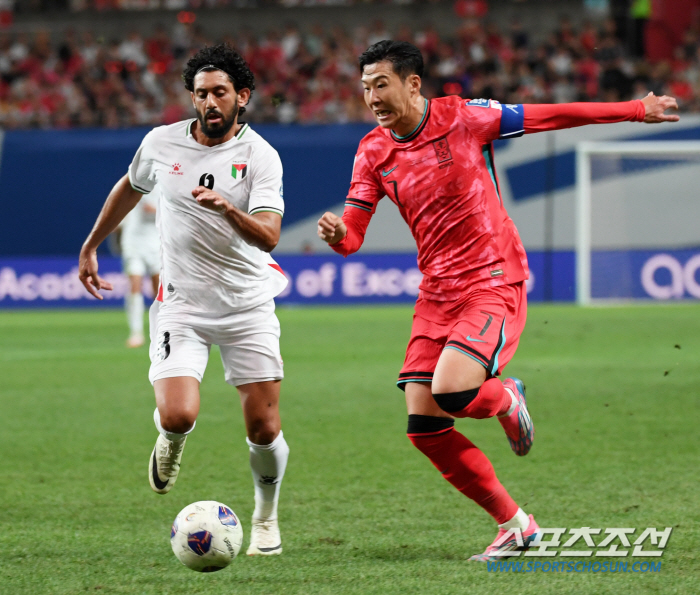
[198,101,238,139]
[192,71,241,139]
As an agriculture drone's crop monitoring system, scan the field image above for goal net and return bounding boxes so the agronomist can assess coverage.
[575,141,700,305]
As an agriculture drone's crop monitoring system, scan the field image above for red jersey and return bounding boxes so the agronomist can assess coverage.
[332,95,645,301]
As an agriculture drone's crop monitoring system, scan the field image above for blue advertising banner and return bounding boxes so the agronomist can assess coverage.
[0,257,134,308]
[592,249,700,300]
[0,125,372,257]
[275,254,423,305]
[0,250,698,308]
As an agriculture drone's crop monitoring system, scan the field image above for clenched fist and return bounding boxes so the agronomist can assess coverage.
[317,212,347,245]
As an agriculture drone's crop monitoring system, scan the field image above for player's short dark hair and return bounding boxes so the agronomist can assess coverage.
[359,40,424,79]
[182,43,255,116]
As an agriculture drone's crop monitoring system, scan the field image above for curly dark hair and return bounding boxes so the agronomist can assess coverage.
[182,43,256,116]
[359,40,424,80]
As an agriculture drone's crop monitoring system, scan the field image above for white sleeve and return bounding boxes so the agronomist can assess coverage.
[248,146,284,218]
[128,130,157,194]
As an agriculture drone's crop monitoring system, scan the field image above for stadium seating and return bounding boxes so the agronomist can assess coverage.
[1,5,699,128]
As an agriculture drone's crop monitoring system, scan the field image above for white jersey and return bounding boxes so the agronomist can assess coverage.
[128,119,287,314]
[121,188,160,258]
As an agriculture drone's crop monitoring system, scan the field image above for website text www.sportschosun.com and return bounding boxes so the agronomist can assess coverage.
[487,560,662,573]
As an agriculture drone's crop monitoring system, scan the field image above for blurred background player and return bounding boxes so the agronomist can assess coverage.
[118,189,160,348]
[318,40,678,561]
[78,43,289,557]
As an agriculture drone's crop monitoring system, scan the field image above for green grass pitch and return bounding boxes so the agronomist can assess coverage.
[0,304,698,594]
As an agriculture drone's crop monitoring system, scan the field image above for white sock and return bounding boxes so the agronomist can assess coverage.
[247,431,289,521]
[153,407,194,442]
[126,292,144,336]
[498,507,530,531]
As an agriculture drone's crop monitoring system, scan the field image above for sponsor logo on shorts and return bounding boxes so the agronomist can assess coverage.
[167,283,175,293]
[465,335,488,343]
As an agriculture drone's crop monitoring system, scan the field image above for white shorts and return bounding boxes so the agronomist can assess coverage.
[148,300,284,387]
[123,251,160,278]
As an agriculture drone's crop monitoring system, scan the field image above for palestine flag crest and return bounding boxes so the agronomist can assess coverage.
[231,163,247,180]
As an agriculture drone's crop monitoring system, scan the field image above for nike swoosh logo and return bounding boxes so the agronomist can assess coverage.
[258,544,282,552]
[466,335,487,343]
[151,450,169,490]
[382,166,398,177]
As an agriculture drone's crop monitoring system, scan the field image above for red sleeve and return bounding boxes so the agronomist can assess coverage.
[523,100,645,133]
[460,98,503,144]
[331,138,384,257]
[330,205,373,257]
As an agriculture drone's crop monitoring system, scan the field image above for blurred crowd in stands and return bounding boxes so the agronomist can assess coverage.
[1,13,700,129]
[9,0,448,12]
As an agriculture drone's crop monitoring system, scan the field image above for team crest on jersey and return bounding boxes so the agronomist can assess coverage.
[231,163,248,180]
[433,138,453,164]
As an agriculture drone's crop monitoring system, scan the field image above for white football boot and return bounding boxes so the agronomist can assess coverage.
[247,519,282,556]
[148,434,186,494]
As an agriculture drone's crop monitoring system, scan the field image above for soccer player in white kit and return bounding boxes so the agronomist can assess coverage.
[78,44,290,556]
[120,190,160,348]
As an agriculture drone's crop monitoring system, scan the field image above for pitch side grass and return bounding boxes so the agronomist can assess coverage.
[0,305,697,594]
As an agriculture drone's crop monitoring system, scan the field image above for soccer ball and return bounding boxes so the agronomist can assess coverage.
[170,501,244,572]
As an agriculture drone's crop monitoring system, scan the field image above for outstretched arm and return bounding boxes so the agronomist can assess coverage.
[523,92,679,134]
[79,174,143,299]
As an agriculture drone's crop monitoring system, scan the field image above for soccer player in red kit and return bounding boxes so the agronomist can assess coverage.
[317,40,679,561]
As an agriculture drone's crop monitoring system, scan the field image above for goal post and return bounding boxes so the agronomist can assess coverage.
[575,141,700,305]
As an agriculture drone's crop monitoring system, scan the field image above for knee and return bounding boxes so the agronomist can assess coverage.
[432,388,480,417]
[160,406,197,434]
[431,359,486,396]
[247,419,280,446]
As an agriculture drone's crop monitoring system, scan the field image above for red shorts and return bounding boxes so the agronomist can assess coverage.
[397,281,527,390]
